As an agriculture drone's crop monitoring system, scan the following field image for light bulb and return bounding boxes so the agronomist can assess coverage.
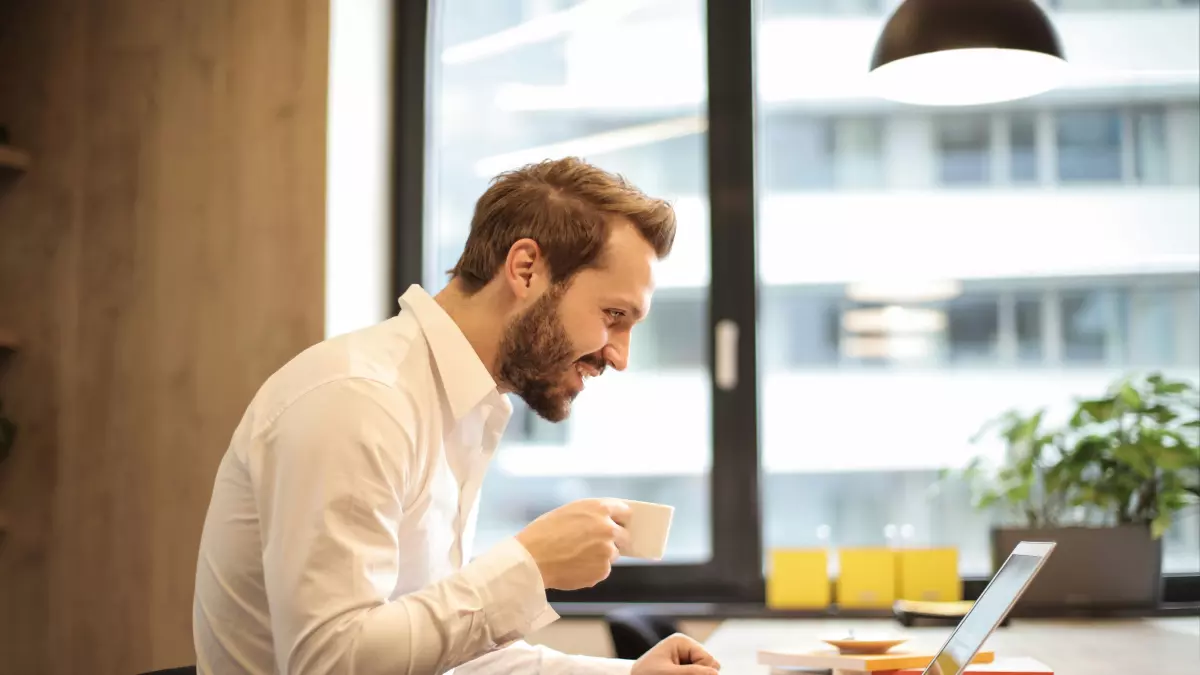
[869,48,1069,106]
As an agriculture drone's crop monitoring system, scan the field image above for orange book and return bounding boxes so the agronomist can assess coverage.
[757,647,995,672]
[889,657,1054,674]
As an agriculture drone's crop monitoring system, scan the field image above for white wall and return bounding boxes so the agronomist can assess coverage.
[325,0,394,338]
[652,188,1200,289]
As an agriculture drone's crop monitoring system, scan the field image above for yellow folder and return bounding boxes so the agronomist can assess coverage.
[896,547,961,602]
[837,547,897,608]
[766,549,831,609]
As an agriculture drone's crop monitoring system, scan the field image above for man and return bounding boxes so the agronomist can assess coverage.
[193,157,721,674]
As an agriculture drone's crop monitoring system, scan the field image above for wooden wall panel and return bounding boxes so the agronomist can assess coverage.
[0,1,329,672]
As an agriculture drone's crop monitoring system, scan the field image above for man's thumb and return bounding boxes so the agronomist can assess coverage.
[676,667,719,675]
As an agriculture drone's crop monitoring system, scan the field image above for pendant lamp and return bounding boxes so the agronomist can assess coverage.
[868,0,1068,106]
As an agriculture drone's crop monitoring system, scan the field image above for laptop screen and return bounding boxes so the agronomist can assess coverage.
[923,551,1045,675]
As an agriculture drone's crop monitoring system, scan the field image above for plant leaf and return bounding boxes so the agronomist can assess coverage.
[1155,380,1190,395]
[1118,383,1144,411]
[1113,443,1155,478]
[1077,399,1117,424]
[1156,444,1200,471]
[1145,404,1178,425]
[1151,513,1172,539]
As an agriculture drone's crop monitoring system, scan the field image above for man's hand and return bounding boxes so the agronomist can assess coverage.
[515,498,632,590]
[631,633,721,675]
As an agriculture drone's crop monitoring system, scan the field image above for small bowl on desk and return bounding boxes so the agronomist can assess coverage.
[821,634,909,655]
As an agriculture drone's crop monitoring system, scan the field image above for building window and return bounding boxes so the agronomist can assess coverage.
[1050,0,1178,8]
[763,0,884,15]
[504,397,569,445]
[833,118,886,189]
[1009,114,1039,184]
[937,116,992,185]
[1132,109,1169,185]
[1014,294,1044,363]
[1061,289,1122,363]
[1056,109,1123,183]
[1173,105,1200,185]
[946,294,1000,363]
[1126,288,1178,365]
[762,290,842,368]
[632,293,706,370]
[762,116,884,191]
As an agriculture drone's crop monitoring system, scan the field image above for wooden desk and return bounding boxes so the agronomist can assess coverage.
[703,617,1200,674]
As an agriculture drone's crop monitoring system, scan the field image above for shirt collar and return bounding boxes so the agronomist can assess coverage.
[397,284,500,421]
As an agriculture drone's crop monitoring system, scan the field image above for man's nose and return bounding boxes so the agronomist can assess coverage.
[603,333,630,372]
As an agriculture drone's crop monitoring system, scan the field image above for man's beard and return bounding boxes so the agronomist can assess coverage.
[496,284,603,422]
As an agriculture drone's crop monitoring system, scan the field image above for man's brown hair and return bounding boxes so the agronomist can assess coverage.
[448,157,676,293]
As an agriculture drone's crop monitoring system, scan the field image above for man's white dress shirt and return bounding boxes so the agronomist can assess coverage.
[194,285,633,674]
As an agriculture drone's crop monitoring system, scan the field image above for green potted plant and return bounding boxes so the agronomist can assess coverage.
[962,372,1200,611]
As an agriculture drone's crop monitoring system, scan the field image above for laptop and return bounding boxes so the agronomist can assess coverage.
[921,541,1057,675]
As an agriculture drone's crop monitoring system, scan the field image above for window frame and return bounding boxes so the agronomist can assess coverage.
[393,0,766,605]
[393,0,1199,609]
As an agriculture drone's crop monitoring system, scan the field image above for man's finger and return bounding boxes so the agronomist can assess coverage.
[668,634,721,668]
[603,499,632,525]
[674,667,719,675]
[611,519,633,553]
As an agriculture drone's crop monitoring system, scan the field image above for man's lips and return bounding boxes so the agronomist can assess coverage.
[576,360,603,378]
[569,359,604,394]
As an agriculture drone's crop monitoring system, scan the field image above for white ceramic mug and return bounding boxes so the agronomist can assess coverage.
[616,499,675,560]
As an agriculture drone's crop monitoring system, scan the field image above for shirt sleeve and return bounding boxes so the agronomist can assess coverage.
[455,640,635,675]
[253,378,559,675]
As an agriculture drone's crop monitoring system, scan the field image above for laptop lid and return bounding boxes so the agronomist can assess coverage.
[922,541,1056,675]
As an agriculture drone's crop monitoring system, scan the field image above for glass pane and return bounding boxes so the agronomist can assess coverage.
[762,115,834,190]
[1171,105,1200,185]
[761,288,842,369]
[1133,109,1169,184]
[427,0,712,564]
[937,116,992,185]
[1126,288,1177,365]
[632,289,706,370]
[834,118,887,189]
[1061,290,1121,364]
[1015,294,1044,363]
[764,0,885,15]
[756,0,1200,577]
[1056,109,1123,182]
[947,294,1000,363]
[1009,114,1039,184]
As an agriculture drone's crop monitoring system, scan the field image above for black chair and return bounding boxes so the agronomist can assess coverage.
[138,667,196,675]
[604,607,680,660]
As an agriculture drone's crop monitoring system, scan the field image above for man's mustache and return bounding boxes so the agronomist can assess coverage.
[576,352,607,375]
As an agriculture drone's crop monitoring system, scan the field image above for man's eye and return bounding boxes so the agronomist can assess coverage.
[606,309,625,320]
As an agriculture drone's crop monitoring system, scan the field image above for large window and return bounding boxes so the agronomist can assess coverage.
[417,0,760,603]
[427,0,715,553]
[754,0,1200,580]
[400,0,1200,603]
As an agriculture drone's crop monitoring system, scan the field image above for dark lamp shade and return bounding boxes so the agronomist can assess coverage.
[868,0,1068,106]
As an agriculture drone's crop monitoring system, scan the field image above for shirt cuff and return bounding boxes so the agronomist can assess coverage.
[546,653,636,675]
[460,536,560,646]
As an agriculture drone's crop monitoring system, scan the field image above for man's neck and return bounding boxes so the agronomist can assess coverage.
[433,280,506,384]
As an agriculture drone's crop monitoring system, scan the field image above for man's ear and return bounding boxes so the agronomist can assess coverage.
[503,238,545,299]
